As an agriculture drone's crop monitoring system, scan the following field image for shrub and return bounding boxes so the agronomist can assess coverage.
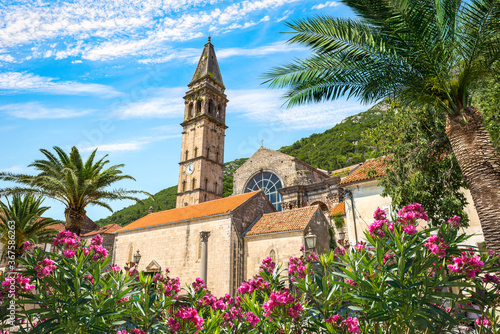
[1,204,499,333]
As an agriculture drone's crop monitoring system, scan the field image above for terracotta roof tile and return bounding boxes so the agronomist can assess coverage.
[339,157,388,186]
[245,206,318,237]
[330,201,346,216]
[117,191,262,233]
[82,224,122,237]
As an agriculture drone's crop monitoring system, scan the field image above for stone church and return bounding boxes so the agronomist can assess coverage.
[113,39,339,296]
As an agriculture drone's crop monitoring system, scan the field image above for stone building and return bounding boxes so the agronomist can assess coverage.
[232,147,341,214]
[82,223,121,263]
[176,37,227,208]
[113,39,333,296]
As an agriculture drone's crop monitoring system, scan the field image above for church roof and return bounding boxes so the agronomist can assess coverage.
[116,191,261,233]
[245,205,319,237]
[82,223,122,237]
[189,38,224,86]
[330,201,346,216]
[338,157,388,186]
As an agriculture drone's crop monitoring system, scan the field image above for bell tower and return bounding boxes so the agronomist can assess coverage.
[176,38,228,208]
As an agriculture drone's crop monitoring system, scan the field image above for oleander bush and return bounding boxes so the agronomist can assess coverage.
[1,204,499,333]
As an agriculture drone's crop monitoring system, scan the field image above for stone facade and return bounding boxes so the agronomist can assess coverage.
[114,191,275,296]
[244,207,331,280]
[233,147,340,212]
[176,39,228,208]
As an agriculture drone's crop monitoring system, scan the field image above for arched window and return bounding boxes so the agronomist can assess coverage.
[128,245,133,263]
[217,105,221,118]
[194,147,198,157]
[182,181,186,192]
[188,103,194,118]
[192,178,196,190]
[269,249,276,262]
[245,172,283,211]
[185,150,189,161]
[196,100,202,115]
[214,182,218,194]
[208,99,214,115]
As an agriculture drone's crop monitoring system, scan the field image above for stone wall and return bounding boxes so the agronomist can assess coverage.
[244,232,304,280]
[307,208,331,254]
[114,215,233,297]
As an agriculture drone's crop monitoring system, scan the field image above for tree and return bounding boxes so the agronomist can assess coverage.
[0,194,60,260]
[264,0,500,250]
[0,146,149,235]
[366,103,469,226]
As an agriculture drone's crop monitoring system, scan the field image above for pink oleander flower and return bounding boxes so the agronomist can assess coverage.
[345,279,358,287]
[354,241,366,252]
[448,252,485,278]
[260,256,276,272]
[63,249,76,258]
[326,314,342,323]
[163,277,181,297]
[373,207,387,220]
[35,258,56,278]
[91,234,103,246]
[402,224,417,235]
[23,241,34,252]
[447,215,461,228]
[424,235,448,258]
[307,252,319,262]
[483,273,500,284]
[476,315,492,328]
[110,264,120,273]
[288,257,307,279]
[263,290,299,319]
[342,316,361,334]
[117,296,130,304]
[192,277,205,292]
[245,311,260,326]
[168,307,204,332]
[383,252,395,264]
[368,220,386,238]
[90,244,108,261]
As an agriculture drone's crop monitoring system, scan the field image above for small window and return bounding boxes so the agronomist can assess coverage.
[196,100,202,114]
[206,148,210,159]
[205,178,208,190]
[208,99,214,115]
[194,147,198,157]
[188,103,194,118]
[217,105,221,118]
[185,150,189,161]
[270,249,276,262]
[214,182,218,194]
[182,181,186,192]
[192,178,196,190]
[216,151,219,163]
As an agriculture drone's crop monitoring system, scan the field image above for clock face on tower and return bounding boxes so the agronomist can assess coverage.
[186,164,194,175]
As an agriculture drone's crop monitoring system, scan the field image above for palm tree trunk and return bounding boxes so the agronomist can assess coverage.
[446,107,500,252]
[65,207,86,236]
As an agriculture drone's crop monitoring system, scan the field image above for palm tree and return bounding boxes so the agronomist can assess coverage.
[0,194,60,261]
[264,0,500,251]
[0,146,149,235]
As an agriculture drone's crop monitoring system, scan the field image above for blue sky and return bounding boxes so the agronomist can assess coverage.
[0,0,371,221]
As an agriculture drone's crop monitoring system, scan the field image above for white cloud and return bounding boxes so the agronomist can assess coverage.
[0,165,25,173]
[227,89,367,130]
[139,41,306,64]
[111,86,367,130]
[0,0,302,62]
[80,135,180,152]
[0,72,122,97]
[312,1,341,10]
[277,10,293,22]
[0,54,15,62]
[114,87,186,119]
[0,102,91,119]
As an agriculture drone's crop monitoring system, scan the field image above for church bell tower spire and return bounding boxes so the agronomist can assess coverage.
[176,38,228,208]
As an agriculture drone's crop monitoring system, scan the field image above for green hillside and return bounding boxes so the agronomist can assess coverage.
[278,104,390,171]
[96,106,388,227]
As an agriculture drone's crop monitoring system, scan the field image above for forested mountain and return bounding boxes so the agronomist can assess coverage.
[96,105,388,226]
[278,104,390,171]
